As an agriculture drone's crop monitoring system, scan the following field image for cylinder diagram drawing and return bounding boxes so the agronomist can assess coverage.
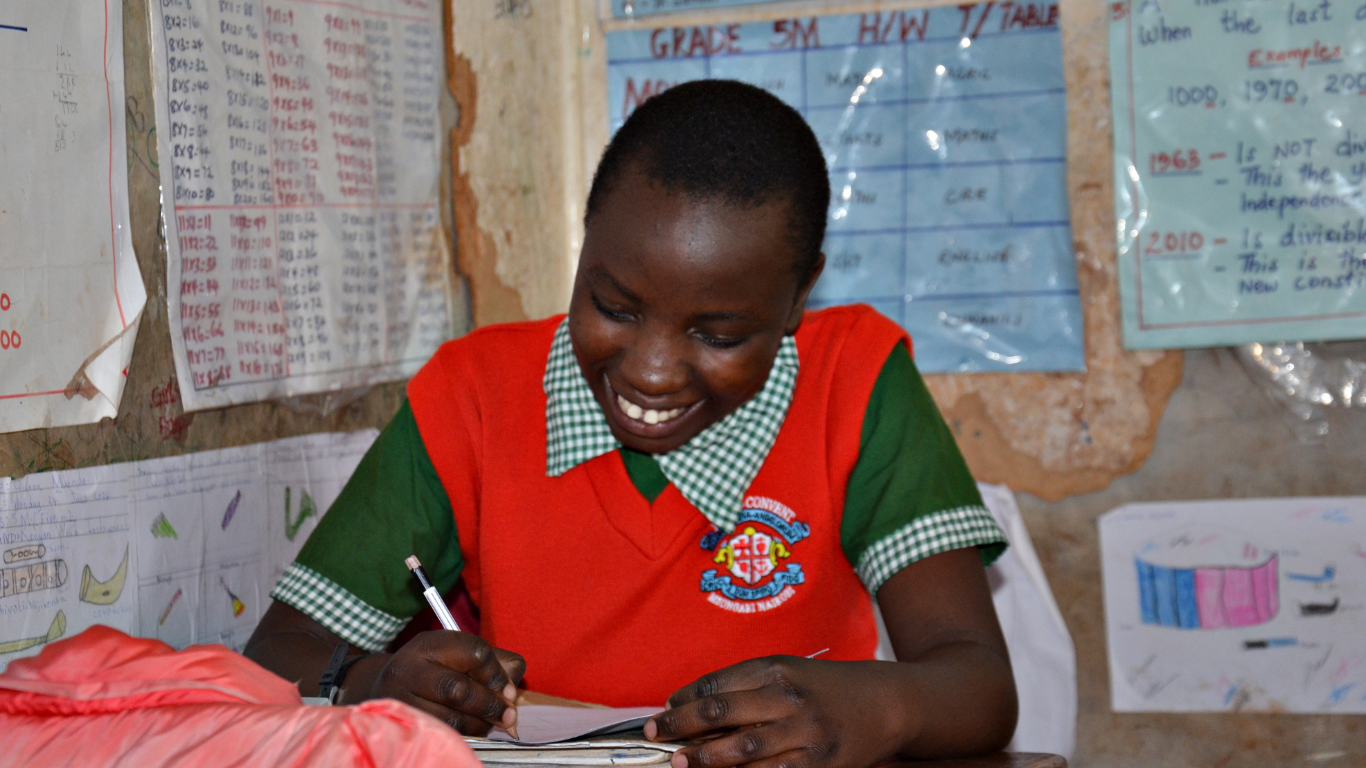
[1136,527,1279,630]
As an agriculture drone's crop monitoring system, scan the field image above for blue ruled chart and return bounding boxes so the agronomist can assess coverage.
[607,3,1085,372]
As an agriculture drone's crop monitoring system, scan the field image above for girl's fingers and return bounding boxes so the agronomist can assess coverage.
[649,687,792,741]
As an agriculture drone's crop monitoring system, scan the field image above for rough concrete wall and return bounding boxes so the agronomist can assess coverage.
[0,0,468,478]
[1025,349,1366,767]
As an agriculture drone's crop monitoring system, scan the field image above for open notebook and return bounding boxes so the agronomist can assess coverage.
[466,705,680,765]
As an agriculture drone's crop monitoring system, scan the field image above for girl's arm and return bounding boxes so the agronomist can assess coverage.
[245,600,525,735]
[644,546,1017,767]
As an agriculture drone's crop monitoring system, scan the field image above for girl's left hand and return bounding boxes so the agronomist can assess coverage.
[643,656,913,768]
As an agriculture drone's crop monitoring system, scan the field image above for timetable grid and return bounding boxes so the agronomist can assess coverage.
[607,2,1084,372]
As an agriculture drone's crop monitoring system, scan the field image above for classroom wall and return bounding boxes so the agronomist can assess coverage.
[3,1,1364,766]
[0,0,458,476]
[1024,349,1366,767]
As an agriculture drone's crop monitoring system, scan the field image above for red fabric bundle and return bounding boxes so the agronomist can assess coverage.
[0,625,478,768]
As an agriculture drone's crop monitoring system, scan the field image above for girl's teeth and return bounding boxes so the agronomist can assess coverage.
[617,395,684,425]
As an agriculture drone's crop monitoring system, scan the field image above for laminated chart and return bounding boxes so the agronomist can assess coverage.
[606,0,782,20]
[0,0,147,433]
[1101,498,1366,713]
[0,430,375,670]
[149,0,455,411]
[606,3,1084,372]
[1112,0,1366,348]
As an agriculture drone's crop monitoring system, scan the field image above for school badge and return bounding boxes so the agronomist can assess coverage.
[700,495,810,614]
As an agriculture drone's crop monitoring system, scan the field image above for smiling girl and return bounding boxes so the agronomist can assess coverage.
[245,79,1017,766]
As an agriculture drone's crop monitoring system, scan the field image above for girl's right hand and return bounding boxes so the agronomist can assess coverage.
[364,630,526,735]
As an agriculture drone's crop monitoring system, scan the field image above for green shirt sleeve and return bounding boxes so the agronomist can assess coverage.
[271,400,461,649]
[840,342,1007,594]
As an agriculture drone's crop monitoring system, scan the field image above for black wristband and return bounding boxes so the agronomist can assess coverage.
[317,642,350,704]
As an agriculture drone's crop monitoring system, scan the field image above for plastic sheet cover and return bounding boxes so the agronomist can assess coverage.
[1111,0,1366,349]
[606,3,1086,373]
[149,0,455,411]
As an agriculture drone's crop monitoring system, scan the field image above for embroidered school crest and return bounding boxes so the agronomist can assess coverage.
[700,495,810,614]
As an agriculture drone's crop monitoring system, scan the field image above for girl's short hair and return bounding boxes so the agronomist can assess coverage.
[585,79,830,282]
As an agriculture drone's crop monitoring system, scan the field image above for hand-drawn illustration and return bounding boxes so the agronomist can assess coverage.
[2,544,45,564]
[1103,497,1366,713]
[78,546,129,605]
[1287,567,1335,583]
[284,486,317,542]
[1,559,69,599]
[1299,598,1341,617]
[158,588,183,626]
[150,512,178,540]
[1135,527,1278,630]
[219,577,245,618]
[220,489,242,530]
[0,611,66,655]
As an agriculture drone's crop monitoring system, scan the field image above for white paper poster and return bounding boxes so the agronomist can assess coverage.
[0,0,147,433]
[1101,497,1366,713]
[0,430,375,670]
[149,0,454,411]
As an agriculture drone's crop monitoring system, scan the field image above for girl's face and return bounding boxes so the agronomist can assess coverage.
[568,168,823,455]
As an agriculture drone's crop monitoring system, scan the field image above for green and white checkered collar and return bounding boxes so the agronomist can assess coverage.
[544,318,798,534]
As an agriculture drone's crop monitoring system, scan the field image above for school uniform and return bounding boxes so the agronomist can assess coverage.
[272,305,1005,706]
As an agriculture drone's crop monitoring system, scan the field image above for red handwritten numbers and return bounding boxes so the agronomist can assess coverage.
[1149,149,1201,174]
[0,292,16,350]
[1144,230,1205,256]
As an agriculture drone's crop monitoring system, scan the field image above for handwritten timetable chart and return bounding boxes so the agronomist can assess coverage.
[150,0,454,411]
[1112,0,1366,348]
[607,3,1084,372]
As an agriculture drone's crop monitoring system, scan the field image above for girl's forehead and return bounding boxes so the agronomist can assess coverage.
[584,175,804,281]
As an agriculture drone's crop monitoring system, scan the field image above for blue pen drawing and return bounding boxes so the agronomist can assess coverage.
[1287,566,1335,583]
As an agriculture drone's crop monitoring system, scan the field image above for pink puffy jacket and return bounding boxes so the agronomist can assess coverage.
[0,625,481,768]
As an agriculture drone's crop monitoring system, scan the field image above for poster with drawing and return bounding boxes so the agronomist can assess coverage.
[0,0,147,433]
[0,430,375,670]
[1101,498,1366,712]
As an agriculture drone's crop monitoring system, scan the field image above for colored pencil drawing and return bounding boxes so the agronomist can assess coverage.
[283,486,317,542]
[221,489,242,530]
[1135,526,1278,630]
[78,546,129,605]
[150,512,178,540]
[0,611,66,655]
[1,558,69,599]
[2,544,45,564]
[219,577,245,618]
[158,588,183,626]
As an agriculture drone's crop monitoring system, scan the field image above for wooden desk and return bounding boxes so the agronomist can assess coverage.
[892,754,1066,768]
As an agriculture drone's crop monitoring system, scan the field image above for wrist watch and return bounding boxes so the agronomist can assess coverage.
[302,642,368,705]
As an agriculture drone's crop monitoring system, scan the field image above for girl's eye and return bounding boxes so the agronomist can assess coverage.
[697,333,745,349]
[591,293,633,322]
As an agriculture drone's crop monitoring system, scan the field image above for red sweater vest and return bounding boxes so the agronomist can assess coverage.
[407,305,909,706]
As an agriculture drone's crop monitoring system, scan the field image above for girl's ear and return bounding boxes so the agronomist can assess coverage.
[785,252,826,335]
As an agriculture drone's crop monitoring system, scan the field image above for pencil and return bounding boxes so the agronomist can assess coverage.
[406,555,519,740]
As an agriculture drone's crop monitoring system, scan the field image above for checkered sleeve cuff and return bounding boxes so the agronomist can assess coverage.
[855,505,1007,594]
[270,562,408,651]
